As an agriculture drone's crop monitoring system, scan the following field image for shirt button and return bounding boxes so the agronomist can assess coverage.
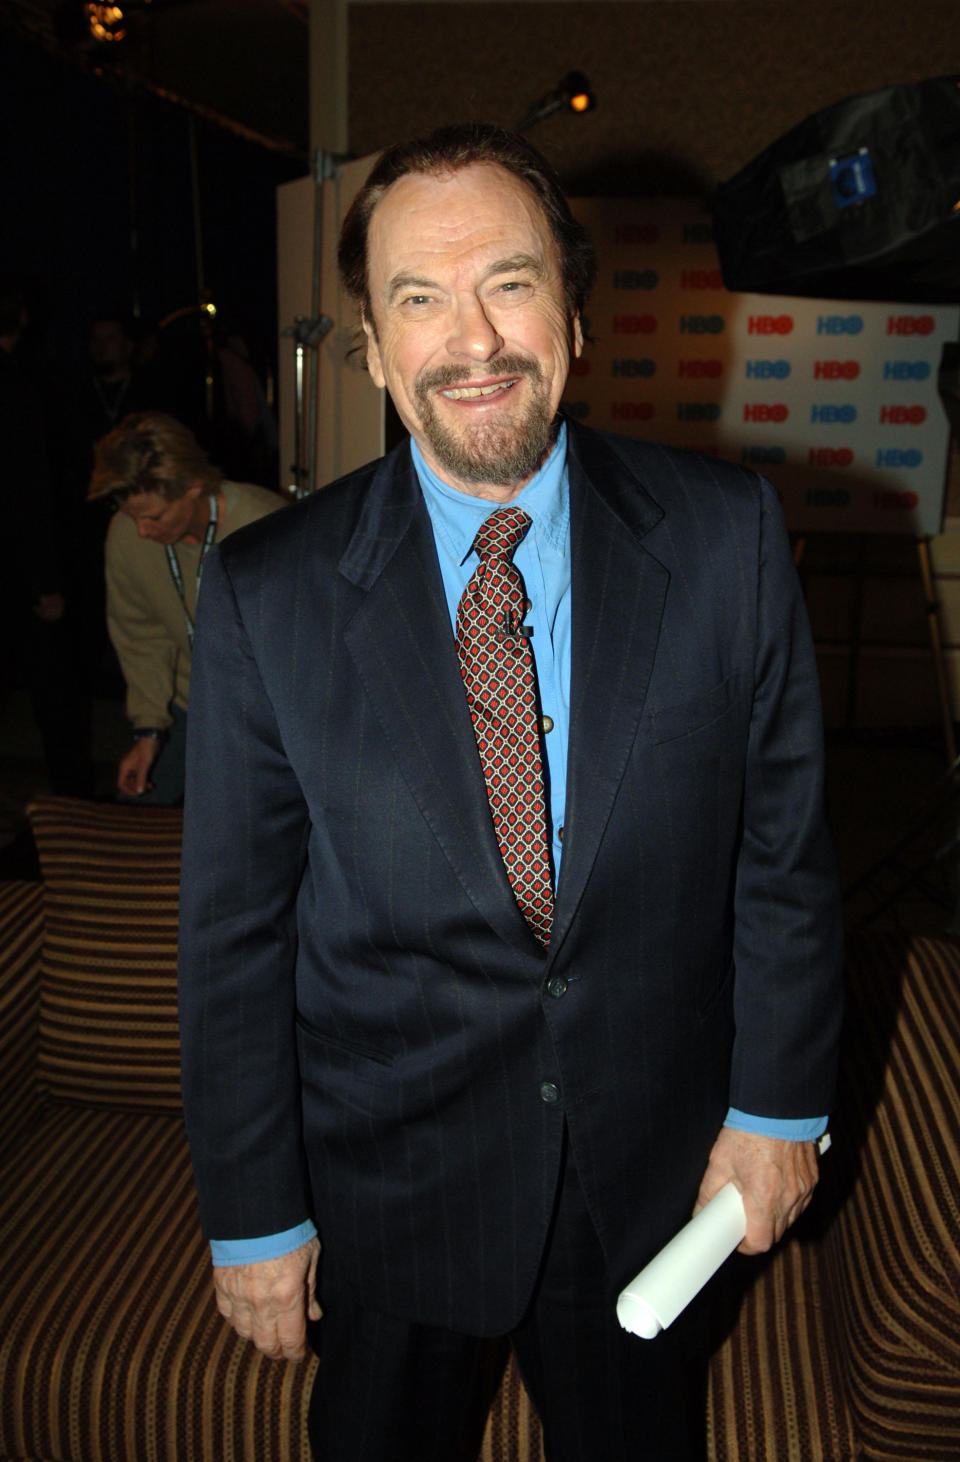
[541,715,554,734]
[546,975,568,999]
[558,826,565,843]
[524,599,532,613]
[540,1081,561,1104]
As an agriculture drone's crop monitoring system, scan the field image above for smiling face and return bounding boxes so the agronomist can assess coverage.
[363,162,583,501]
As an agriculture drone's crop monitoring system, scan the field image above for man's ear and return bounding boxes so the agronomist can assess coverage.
[571,315,584,360]
[184,481,204,502]
[362,311,386,388]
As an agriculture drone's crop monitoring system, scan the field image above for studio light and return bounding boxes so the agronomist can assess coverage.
[517,72,596,132]
[712,76,960,303]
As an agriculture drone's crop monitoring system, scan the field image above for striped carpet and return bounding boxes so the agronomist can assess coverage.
[0,878,44,1157]
[822,933,960,1461]
[1,795,959,1460]
[0,1102,315,1461]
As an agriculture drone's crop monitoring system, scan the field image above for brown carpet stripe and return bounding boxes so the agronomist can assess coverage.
[825,933,960,1461]
[705,1238,857,1462]
[0,879,44,1158]
[480,1360,543,1462]
[0,1104,315,1461]
[29,794,184,1111]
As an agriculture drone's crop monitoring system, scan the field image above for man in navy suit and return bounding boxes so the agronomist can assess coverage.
[178,124,843,1461]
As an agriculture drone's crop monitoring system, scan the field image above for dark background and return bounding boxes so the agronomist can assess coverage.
[0,25,302,387]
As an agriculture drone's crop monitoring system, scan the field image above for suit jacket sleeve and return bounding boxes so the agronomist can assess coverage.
[178,541,313,1242]
[728,477,843,1120]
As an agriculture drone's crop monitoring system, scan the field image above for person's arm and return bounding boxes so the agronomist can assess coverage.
[178,540,315,1358]
[213,1238,322,1362]
[105,525,178,726]
[105,524,182,794]
[696,1128,819,1254]
[695,1114,828,1252]
[696,477,843,1252]
[210,1223,320,1360]
[115,733,162,797]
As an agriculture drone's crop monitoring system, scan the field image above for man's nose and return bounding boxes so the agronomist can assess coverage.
[446,294,503,361]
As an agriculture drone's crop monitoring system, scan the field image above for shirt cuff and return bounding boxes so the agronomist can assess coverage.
[723,1108,828,1141]
[210,1219,317,1267]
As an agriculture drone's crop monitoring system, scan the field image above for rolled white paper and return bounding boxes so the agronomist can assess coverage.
[616,1182,746,1339]
[616,1133,831,1339]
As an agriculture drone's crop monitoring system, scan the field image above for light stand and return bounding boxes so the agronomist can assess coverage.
[281,148,342,498]
[283,313,333,498]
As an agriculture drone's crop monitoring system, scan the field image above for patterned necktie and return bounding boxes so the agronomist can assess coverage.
[456,506,554,947]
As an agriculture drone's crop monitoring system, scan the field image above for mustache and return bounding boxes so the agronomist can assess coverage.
[415,355,544,396]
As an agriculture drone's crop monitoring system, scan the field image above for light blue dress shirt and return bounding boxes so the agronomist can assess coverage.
[210,424,825,1266]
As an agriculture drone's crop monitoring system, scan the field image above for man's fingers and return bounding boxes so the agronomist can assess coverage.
[699,1128,821,1256]
[217,1293,305,1360]
[306,1240,323,1322]
[273,1302,309,1361]
[783,1179,815,1236]
[212,1238,320,1361]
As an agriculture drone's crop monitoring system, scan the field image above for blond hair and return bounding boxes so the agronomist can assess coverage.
[89,411,221,502]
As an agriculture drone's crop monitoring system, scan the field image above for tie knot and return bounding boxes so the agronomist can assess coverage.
[473,506,531,564]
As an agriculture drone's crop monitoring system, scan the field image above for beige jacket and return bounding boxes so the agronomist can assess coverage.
[105,480,283,729]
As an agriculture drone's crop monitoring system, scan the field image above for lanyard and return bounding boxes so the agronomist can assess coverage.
[165,494,219,647]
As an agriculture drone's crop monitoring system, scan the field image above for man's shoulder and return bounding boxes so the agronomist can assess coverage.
[572,419,763,491]
[216,447,403,569]
[568,419,773,522]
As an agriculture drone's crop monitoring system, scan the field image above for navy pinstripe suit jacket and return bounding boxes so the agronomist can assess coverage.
[178,418,843,1336]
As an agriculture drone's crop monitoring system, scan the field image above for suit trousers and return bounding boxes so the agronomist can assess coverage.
[307,1134,709,1462]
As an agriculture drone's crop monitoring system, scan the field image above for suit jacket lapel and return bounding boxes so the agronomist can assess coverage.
[341,444,542,955]
[551,422,670,952]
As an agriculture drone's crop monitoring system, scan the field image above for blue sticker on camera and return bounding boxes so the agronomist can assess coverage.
[830,148,877,209]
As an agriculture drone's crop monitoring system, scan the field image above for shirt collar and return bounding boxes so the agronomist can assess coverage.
[411,421,569,566]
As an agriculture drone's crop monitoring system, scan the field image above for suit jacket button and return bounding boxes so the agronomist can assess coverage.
[546,975,568,999]
[539,1081,560,1104]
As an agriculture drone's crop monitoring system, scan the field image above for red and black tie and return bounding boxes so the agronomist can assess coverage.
[456,506,554,947]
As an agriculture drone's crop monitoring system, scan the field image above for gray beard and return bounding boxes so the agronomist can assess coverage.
[413,356,557,487]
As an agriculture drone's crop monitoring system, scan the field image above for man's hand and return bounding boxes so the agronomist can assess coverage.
[695,1128,819,1255]
[116,738,160,797]
[213,1237,322,1362]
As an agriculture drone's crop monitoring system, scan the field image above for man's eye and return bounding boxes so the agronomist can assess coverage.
[404,295,432,306]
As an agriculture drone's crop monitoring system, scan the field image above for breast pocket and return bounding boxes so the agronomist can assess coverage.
[647,670,748,747]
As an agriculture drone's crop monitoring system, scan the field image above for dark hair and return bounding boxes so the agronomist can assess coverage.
[88,410,221,502]
[338,123,596,326]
